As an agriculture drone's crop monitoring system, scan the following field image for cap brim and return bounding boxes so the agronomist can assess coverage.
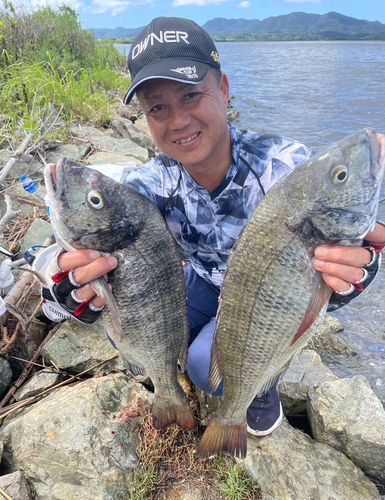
[123,59,211,105]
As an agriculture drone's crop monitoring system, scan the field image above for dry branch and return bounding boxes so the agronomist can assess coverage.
[0,320,64,408]
[0,133,34,185]
[0,195,20,235]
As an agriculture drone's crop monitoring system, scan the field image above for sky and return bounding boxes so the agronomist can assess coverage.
[30,0,385,30]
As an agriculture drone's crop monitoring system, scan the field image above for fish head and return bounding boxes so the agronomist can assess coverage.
[44,158,147,252]
[287,128,385,243]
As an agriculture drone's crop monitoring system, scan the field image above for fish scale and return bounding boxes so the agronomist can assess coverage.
[198,128,385,459]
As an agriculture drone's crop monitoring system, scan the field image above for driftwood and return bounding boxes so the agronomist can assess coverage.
[0,195,20,235]
[0,133,34,185]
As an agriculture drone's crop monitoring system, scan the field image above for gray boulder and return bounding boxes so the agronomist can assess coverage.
[0,373,153,500]
[86,151,143,168]
[0,358,12,397]
[111,118,156,154]
[308,375,385,481]
[44,144,80,164]
[88,134,149,163]
[42,319,126,374]
[279,349,338,413]
[14,370,62,401]
[0,471,33,500]
[17,218,52,257]
[244,419,381,500]
[308,313,352,355]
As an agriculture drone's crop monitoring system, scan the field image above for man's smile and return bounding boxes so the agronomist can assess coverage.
[174,132,200,144]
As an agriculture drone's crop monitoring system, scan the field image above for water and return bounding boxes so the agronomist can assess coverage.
[117,41,385,403]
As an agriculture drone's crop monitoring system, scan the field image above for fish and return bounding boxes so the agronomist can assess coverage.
[44,158,197,431]
[197,128,385,459]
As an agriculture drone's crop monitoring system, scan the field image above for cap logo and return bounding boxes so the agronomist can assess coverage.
[170,66,199,79]
[131,31,190,60]
[211,51,220,63]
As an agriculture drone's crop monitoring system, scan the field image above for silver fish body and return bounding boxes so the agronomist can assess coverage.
[197,128,385,458]
[44,158,196,431]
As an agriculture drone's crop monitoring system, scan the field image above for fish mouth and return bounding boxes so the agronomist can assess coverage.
[44,159,67,204]
[368,127,385,177]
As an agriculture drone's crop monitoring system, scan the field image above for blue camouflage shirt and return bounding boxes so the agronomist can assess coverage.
[126,123,314,288]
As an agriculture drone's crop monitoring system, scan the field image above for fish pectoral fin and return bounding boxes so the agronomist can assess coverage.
[291,273,332,346]
[122,357,147,377]
[89,277,123,343]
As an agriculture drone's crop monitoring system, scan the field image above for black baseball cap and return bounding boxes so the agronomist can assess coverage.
[123,17,221,105]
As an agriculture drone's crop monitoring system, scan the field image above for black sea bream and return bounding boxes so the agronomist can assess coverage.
[197,128,385,458]
[44,159,196,431]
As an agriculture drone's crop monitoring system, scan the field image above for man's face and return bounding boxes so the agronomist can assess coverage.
[137,69,230,176]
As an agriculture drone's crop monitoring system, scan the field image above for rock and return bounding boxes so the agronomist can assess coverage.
[87,134,149,163]
[308,314,352,355]
[77,143,91,159]
[0,471,33,500]
[308,375,385,481]
[14,370,62,401]
[0,358,12,397]
[42,319,126,374]
[17,218,52,257]
[111,118,156,153]
[279,349,338,413]
[44,144,80,164]
[227,109,240,122]
[71,124,105,137]
[156,484,203,500]
[244,419,381,500]
[196,389,221,426]
[0,373,153,500]
[87,151,143,168]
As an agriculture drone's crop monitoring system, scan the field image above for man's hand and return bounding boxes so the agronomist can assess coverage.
[313,222,385,293]
[57,250,117,308]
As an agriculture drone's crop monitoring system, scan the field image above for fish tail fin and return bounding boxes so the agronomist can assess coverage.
[152,390,197,431]
[197,417,247,459]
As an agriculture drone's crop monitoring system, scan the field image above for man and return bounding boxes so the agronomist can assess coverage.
[47,17,385,437]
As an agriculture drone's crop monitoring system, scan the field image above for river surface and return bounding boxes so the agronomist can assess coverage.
[117,41,385,404]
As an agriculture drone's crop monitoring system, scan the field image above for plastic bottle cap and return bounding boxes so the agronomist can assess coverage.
[19,174,26,181]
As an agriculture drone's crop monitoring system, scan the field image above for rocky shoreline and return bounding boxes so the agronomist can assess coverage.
[0,106,384,500]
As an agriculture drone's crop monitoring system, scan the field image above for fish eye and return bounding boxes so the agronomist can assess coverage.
[331,165,349,184]
[87,190,105,209]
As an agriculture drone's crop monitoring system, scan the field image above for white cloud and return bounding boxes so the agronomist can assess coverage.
[238,0,251,6]
[173,0,230,6]
[90,0,152,15]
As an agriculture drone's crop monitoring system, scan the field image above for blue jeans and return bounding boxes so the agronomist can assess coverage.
[184,265,224,397]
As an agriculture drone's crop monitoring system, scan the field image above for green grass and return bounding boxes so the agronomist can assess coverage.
[214,455,260,500]
[125,465,157,500]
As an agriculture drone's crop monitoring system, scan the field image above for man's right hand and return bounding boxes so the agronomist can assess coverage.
[56,250,118,308]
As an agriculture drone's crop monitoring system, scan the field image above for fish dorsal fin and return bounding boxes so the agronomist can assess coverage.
[89,277,124,343]
[291,272,332,346]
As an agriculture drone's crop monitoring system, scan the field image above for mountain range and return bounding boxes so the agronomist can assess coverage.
[88,12,385,41]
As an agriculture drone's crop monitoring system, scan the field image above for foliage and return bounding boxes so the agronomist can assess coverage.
[0,1,129,146]
[214,455,260,500]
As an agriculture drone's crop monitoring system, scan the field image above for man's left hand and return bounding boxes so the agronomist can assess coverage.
[313,222,385,293]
